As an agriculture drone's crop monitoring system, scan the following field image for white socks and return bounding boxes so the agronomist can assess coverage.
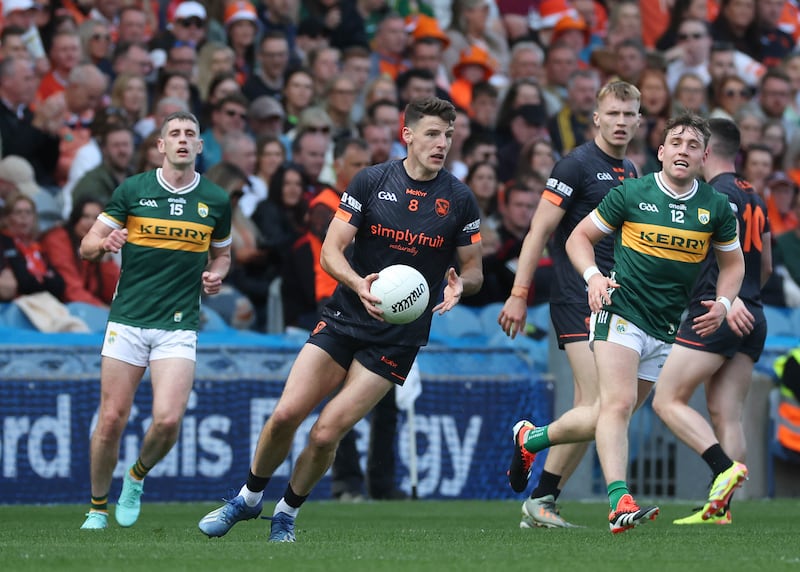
[274,498,300,518]
[239,484,263,507]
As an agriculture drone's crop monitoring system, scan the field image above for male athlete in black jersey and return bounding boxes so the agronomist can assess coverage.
[198,97,483,541]
[653,118,772,525]
[498,81,640,528]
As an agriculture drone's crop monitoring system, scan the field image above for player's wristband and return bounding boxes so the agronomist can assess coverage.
[716,296,732,315]
[582,265,601,283]
[510,285,529,299]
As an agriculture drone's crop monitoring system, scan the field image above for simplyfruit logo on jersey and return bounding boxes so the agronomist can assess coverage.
[370,223,445,254]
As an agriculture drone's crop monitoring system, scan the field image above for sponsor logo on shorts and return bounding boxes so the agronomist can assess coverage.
[381,355,398,368]
[312,321,326,335]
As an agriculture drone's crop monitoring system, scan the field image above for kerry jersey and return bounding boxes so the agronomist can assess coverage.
[592,172,739,342]
[543,140,637,305]
[688,172,769,307]
[99,168,232,331]
[322,160,481,346]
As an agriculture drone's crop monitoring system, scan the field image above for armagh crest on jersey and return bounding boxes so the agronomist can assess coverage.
[325,160,481,346]
[99,168,232,331]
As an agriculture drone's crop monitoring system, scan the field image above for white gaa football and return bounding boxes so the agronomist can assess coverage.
[371,264,430,324]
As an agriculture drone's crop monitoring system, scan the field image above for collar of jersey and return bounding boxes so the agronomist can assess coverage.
[654,171,698,201]
[156,168,201,194]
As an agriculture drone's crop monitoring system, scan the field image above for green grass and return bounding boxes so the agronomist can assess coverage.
[1,500,799,572]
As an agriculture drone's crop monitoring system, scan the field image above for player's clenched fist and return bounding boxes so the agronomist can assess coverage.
[202,271,222,295]
[103,228,128,253]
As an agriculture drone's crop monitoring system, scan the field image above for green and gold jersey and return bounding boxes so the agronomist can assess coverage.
[99,168,232,331]
[591,172,738,342]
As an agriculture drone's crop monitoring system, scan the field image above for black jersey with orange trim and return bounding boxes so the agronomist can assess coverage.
[321,160,482,346]
[687,172,770,307]
[544,140,637,305]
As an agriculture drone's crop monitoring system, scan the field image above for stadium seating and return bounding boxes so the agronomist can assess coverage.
[763,305,795,337]
[0,302,36,330]
[66,302,109,332]
[428,305,485,345]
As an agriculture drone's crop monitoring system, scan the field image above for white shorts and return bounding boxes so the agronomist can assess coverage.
[589,311,672,383]
[101,321,198,367]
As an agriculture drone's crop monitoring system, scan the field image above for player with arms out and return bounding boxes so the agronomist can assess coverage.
[559,113,745,532]
[653,117,770,525]
[198,97,483,542]
[79,111,233,529]
[498,81,640,528]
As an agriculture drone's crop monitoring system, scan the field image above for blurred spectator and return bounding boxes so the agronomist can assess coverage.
[0,58,61,188]
[116,6,148,45]
[291,127,333,193]
[463,160,500,255]
[498,104,548,182]
[199,71,242,127]
[201,92,249,169]
[656,0,712,52]
[461,131,498,173]
[396,68,437,109]
[243,30,290,102]
[710,0,761,61]
[300,0,367,51]
[360,119,392,165]
[250,163,310,330]
[516,137,557,181]
[161,42,202,115]
[36,30,82,103]
[3,0,49,75]
[758,0,794,68]
[709,74,752,120]
[547,69,599,155]
[673,71,709,115]
[282,67,315,131]
[406,15,452,96]
[469,81,499,138]
[155,70,192,110]
[109,72,148,136]
[225,0,261,85]
[666,18,712,91]
[77,19,113,77]
[133,94,189,140]
[197,42,236,100]
[0,155,60,232]
[368,12,408,81]
[308,46,341,101]
[253,134,286,196]
[248,95,286,140]
[341,45,372,123]
[541,40,579,115]
[763,119,788,168]
[0,25,31,62]
[774,188,800,290]
[604,0,643,48]
[735,106,767,151]
[111,41,153,79]
[294,16,328,65]
[256,0,300,64]
[742,143,774,196]
[40,197,119,306]
[71,124,135,210]
[757,68,793,123]
[508,41,545,85]
[134,130,163,173]
[221,131,265,218]
[765,170,799,237]
[449,44,494,113]
[444,107,471,179]
[495,78,545,148]
[613,38,648,86]
[324,75,360,142]
[637,67,672,161]
[0,193,64,301]
[151,1,208,55]
[444,0,508,82]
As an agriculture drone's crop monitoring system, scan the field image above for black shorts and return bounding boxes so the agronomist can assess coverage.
[307,319,420,385]
[550,302,592,349]
[674,302,767,362]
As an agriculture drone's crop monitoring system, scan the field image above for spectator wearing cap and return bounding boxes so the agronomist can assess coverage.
[3,0,48,75]
[248,95,285,139]
[225,0,261,86]
[367,12,409,81]
[443,0,508,83]
[299,0,368,51]
[0,57,61,188]
[35,30,82,104]
[547,68,599,156]
[765,170,799,237]
[497,103,548,182]
[166,1,207,49]
[408,14,453,96]
[449,44,494,114]
[243,30,290,102]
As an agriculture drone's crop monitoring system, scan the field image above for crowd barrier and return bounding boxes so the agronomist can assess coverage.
[0,343,552,504]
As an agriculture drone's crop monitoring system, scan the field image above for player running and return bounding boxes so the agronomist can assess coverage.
[197,97,483,542]
[499,80,640,528]
[653,117,770,525]
[79,111,232,529]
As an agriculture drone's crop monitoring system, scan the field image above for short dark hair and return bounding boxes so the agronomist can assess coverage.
[707,117,740,160]
[662,113,710,147]
[160,111,200,136]
[215,92,249,112]
[333,137,369,161]
[404,97,456,128]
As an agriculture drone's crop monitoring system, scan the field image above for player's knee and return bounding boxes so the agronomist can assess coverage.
[308,423,341,453]
[95,407,130,437]
[150,416,181,441]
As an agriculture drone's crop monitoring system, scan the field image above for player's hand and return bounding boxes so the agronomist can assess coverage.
[359,272,384,321]
[202,271,223,295]
[498,295,528,339]
[102,228,128,254]
[433,267,463,315]
[726,297,754,337]
[692,298,727,337]
[587,274,618,313]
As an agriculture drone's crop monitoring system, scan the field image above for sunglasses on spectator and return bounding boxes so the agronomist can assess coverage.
[306,125,331,134]
[91,33,111,41]
[678,32,705,40]
[224,109,247,119]
[178,17,205,28]
[724,88,750,98]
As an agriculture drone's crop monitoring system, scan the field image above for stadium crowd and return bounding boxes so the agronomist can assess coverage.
[1,0,800,332]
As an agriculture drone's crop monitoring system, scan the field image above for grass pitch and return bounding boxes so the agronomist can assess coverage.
[1,500,798,572]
